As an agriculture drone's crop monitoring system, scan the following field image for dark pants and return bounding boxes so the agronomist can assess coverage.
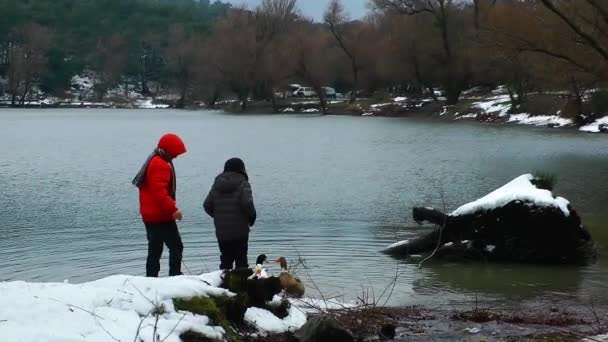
[218,238,248,270]
[145,221,183,277]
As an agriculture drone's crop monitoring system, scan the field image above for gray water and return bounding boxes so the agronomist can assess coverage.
[1,109,607,307]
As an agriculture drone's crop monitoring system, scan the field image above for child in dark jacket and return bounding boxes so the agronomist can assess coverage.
[204,158,257,270]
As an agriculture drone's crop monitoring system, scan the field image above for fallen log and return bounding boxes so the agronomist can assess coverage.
[384,174,597,265]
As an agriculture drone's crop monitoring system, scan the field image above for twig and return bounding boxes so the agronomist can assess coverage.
[152,311,161,342]
[133,309,153,342]
[47,297,105,320]
[160,313,187,342]
[125,279,157,307]
[94,315,121,342]
[182,261,193,275]
[379,261,401,307]
[418,187,448,268]
[586,301,606,333]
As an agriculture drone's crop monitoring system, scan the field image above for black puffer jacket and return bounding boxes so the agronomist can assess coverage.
[204,172,257,241]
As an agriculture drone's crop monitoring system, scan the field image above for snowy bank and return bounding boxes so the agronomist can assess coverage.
[473,94,511,117]
[580,116,608,133]
[0,272,309,342]
[452,174,570,217]
[508,113,573,127]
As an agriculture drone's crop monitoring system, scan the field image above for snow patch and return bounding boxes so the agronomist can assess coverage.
[455,113,477,120]
[393,96,407,102]
[0,272,235,342]
[485,245,496,253]
[135,99,170,109]
[245,306,306,334]
[580,116,608,133]
[370,102,392,109]
[452,174,570,217]
[282,107,295,113]
[302,108,319,113]
[473,95,511,117]
[508,114,572,127]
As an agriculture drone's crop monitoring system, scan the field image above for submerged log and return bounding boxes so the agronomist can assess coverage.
[385,175,597,265]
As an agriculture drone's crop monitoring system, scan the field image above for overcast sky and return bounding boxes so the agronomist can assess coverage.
[226,0,369,21]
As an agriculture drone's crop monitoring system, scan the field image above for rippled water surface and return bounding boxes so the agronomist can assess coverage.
[1,109,607,306]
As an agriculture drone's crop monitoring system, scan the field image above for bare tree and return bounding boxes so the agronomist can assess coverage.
[291,21,336,114]
[538,0,608,61]
[253,0,300,111]
[208,1,299,111]
[7,23,52,106]
[373,0,471,104]
[92,33,127,101]
[324,0,360,103]
[166,26,202,108]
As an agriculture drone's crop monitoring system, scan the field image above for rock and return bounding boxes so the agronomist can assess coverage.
[380,323,396,340]
[295,315,354,342]
[598,123,608,133]
[179,330,214,342]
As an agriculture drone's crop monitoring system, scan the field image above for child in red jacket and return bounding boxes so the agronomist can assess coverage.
[133,133,187,277]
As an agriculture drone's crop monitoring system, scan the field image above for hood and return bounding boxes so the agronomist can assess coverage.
[214,172,246,194]
[158,133,187,158]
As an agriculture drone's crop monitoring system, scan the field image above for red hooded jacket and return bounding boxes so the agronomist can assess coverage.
[139,134,187,223]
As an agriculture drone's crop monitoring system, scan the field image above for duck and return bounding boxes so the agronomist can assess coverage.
[249,254,270,279]
[275,256,305,298]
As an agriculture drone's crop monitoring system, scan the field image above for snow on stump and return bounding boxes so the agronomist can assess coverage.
[383,174,597,265]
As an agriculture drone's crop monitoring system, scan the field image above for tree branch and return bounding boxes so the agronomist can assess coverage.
[539,0,608,60]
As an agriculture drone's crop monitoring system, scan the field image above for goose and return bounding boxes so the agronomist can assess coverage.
[275,257,305,298]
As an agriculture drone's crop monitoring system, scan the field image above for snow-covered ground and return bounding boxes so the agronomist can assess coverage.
[452,174,570,217]
[472,94,512,117]
[580,116,608,133]
[1,73,173,109]
[455,113,477,120]
[508,113,573,127]
[0,272,309,342]
[135,99,170,109]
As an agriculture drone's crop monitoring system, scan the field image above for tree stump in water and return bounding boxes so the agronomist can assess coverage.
[384,176,597,265]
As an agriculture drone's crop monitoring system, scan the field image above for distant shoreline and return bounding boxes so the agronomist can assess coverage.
[2,94,607,134]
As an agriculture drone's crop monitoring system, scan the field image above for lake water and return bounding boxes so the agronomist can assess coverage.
[0,108,607,307]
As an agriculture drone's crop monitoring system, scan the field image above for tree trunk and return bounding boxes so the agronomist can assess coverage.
[19,82,31,107]
[350,63,359,104]
[314,85,328,115]
[239,91,249,111]
[208,89,219,109]
[445,86,462,105]
[571,79,584,116]
[385,205,596,265]
[124,77,129,99]
[507,87,521,113]
[140,69,150,96]
[270,90,279,113]
[412,55,438,102]
[176,78,188,109]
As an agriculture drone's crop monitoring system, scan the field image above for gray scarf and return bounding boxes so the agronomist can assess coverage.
[132,148,176,199]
